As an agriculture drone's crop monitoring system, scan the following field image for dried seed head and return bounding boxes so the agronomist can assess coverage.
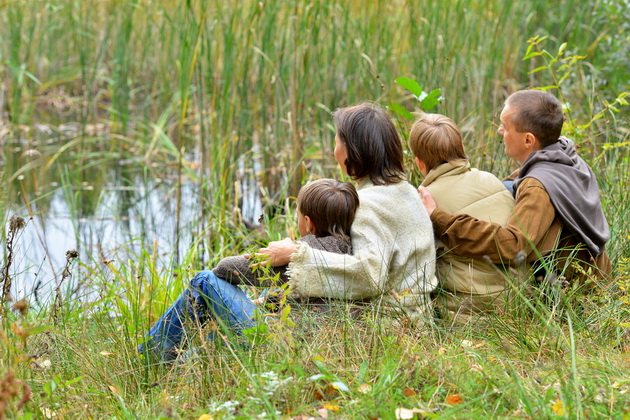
[9,216,26,232]
[12,300,28,316]
[66,250,79,259]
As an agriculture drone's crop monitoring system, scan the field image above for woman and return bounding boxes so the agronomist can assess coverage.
[258,103,437,316]
[140,103,437,361]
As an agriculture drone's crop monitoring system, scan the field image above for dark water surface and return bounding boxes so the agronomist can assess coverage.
[2,127,263,302]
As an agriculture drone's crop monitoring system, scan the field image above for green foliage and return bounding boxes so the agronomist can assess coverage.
[390,77,444,121]
[522,35,629,152]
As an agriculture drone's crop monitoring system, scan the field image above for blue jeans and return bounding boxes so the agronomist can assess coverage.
[138,271,258,361]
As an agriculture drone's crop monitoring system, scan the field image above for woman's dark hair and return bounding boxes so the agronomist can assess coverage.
[332,103,405,185]
[297,178,359,242]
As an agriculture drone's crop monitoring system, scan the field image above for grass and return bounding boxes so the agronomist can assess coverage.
[1,0,629,418]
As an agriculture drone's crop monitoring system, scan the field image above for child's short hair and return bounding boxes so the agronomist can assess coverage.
[297,178,359,241]
[408,113,467,172]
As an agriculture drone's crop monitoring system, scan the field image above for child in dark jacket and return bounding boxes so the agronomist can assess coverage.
[212,178,359,292]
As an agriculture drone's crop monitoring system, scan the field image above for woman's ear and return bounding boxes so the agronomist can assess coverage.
[304,215,316,235]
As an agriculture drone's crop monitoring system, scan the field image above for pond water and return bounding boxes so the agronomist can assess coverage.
[2,126,264,302]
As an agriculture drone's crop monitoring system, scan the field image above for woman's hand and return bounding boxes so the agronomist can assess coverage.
[245,237,297,267]
[417,186,437,216]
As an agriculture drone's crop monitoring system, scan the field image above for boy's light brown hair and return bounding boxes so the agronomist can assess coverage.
[297,178,359,243]
[408,113,467,172]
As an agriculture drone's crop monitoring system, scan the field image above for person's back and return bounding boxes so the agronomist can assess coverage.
[422,160,513,314]
[410,114,514,317]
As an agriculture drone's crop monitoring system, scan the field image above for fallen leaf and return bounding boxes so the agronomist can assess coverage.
[321,403,340,412]
[445,394,463,405]
[31,359,52,370]
[331,381,349,392]
[395,404,433,419]
[403,388,417,397]
[108,385,121,396]
[41,408,57,418]
[470,364,483,372]
[100,351,114,356]
[317,407,329,418]
[551,400,564,416]
[395,408,415,419]
[357,383,372,394]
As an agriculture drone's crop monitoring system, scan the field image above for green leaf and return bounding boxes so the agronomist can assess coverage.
[420,89,443,111]
[29,325,53,335]
[242,323,269,346]
[63,376,84,388]
[558,42,567,55]
[389,102,414,120]
[522,51,543,60]
[280,304,295,327]
[534,86,557,91]
[528,66,548,74]
[395,77,423,97]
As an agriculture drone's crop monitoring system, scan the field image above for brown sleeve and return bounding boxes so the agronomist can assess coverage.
[431,178,556,264]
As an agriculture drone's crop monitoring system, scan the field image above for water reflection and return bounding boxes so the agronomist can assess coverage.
[3,134,264,302]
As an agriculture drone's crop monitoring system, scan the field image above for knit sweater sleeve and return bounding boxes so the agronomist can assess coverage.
[288,181,436,301]
[431,177,555,264]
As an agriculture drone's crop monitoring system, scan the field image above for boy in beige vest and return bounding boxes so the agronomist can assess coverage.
[409,114,514,319]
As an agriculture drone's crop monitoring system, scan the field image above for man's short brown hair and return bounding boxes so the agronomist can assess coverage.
[505,90,564,148]
[408,113,467,172]
[297,178,359,242]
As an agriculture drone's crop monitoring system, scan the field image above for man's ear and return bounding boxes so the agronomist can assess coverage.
[524,132,539,150]
[305,215,316,235]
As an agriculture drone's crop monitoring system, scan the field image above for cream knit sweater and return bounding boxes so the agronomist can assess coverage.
[288,179,437,318]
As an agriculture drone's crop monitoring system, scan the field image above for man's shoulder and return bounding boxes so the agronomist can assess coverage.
[514,176,550,202]
[516,176,546,189]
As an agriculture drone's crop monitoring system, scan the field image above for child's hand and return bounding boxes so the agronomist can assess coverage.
[245,237,296,267]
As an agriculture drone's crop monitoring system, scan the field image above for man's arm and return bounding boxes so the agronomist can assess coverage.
[424,178,556,264]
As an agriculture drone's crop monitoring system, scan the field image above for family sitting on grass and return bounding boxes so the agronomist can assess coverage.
[139,89,611,362]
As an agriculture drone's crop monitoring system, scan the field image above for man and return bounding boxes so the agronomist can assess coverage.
[418,90,611,283]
